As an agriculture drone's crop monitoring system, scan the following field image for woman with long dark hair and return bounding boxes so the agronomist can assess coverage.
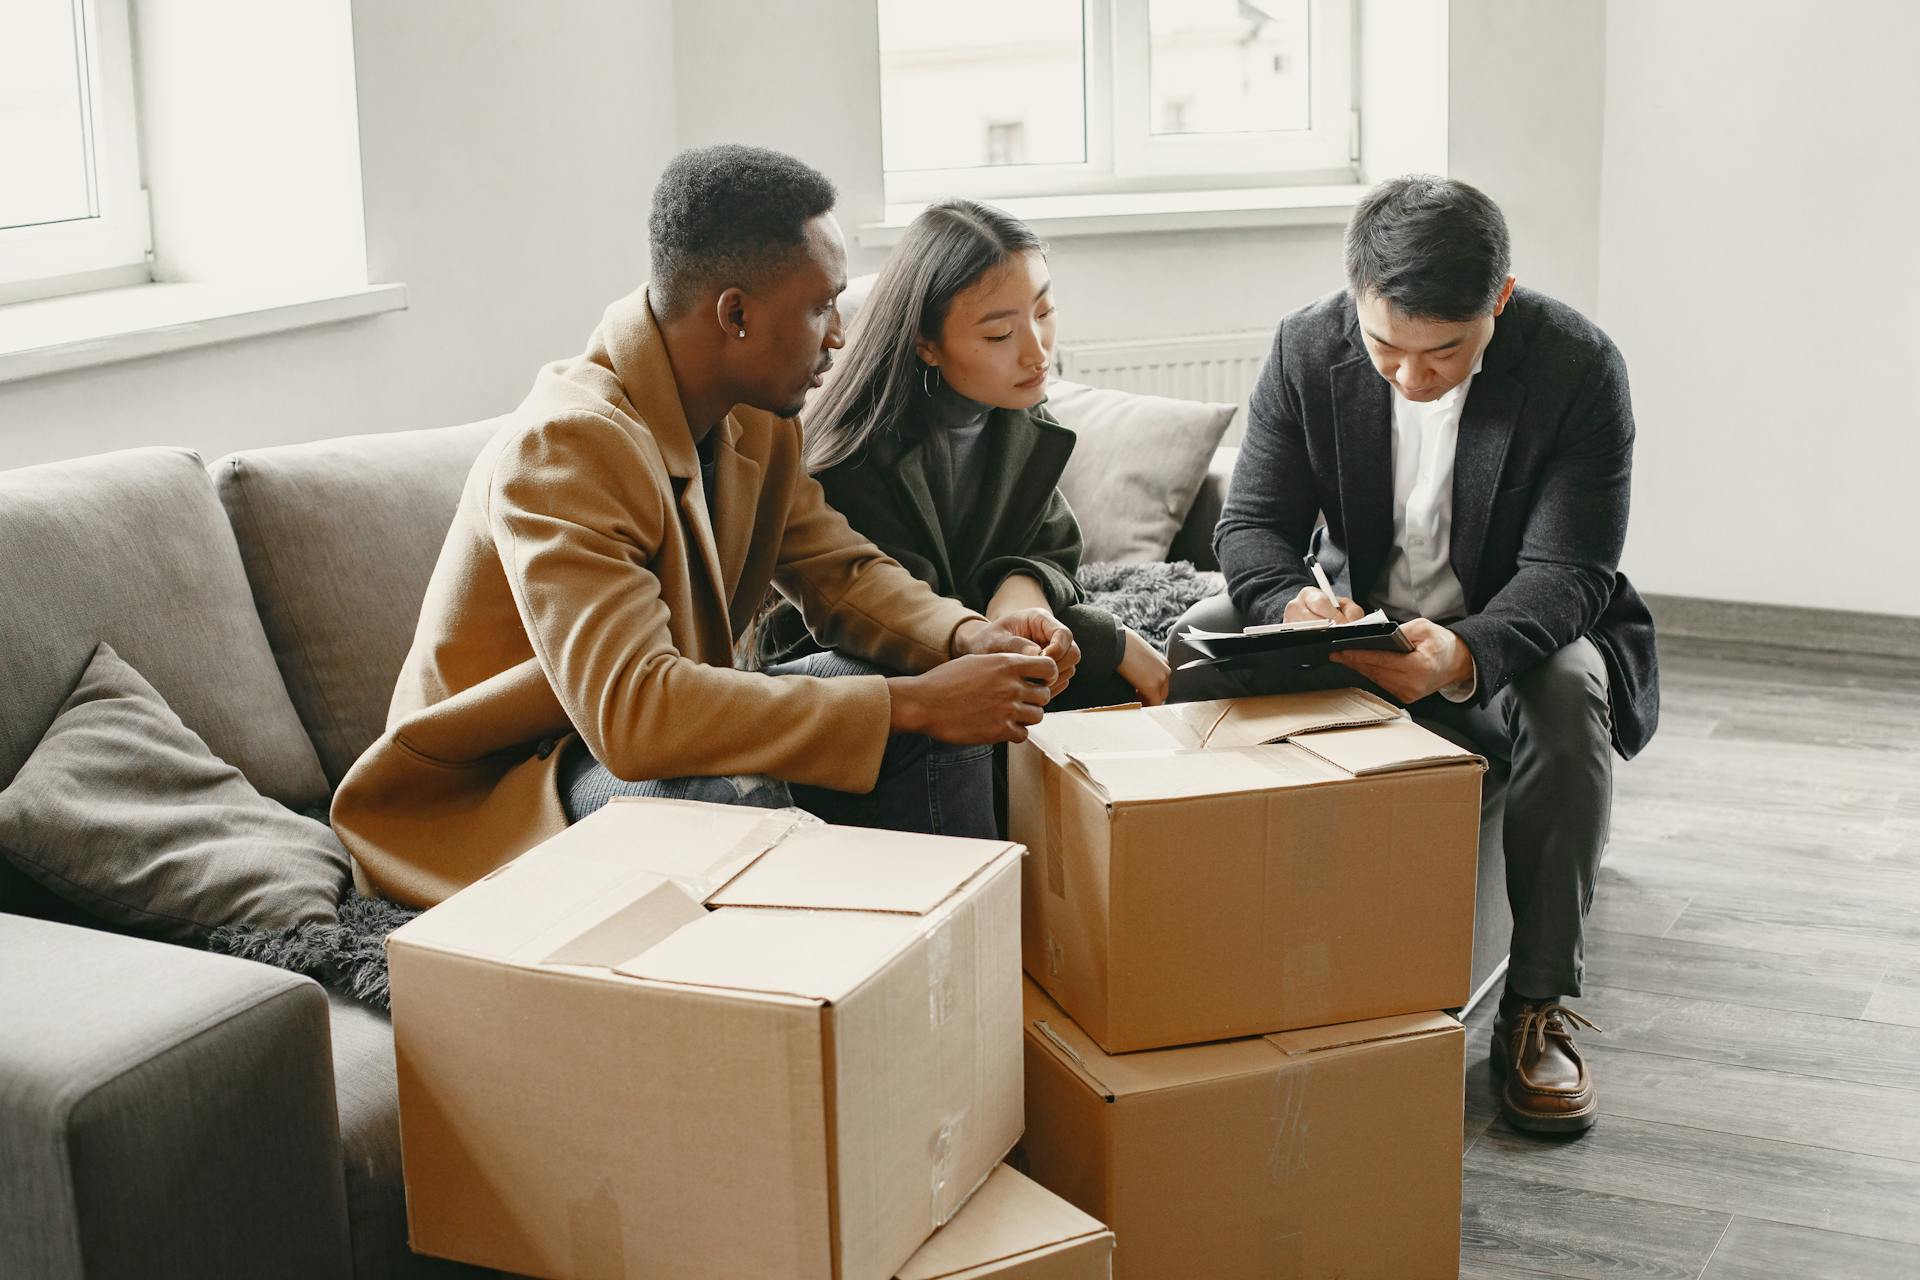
[758,198,1170,709]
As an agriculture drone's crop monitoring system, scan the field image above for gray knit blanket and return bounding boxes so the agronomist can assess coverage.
[1076,559,1223,648]
[209,560,1224,1009]
[209,891,420,1010]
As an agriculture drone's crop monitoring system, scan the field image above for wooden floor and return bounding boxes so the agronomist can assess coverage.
[1457,638,1920,1279]
[1451,644,1920,1274]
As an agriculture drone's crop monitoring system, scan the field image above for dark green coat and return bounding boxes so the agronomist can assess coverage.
[761,402,1126,685]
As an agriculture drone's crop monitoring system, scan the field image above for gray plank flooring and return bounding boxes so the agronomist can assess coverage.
[1458,637,1920,1279]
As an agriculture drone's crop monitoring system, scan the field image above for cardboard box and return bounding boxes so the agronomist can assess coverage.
[1011,688,1485,1051]
[387,797,1026,1280]
[1018,980,1463,1280]
[896,1164,1113,1280]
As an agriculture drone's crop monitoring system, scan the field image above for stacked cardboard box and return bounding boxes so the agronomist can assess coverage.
[1009,689,1483,1278]
[387,797,1046,1280]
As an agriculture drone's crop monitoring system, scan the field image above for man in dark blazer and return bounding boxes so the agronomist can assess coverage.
[1169,175,1658,1137]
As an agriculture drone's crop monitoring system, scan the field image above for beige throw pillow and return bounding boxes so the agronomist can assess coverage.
[1045,379,1237,563]
[0,643,350,943]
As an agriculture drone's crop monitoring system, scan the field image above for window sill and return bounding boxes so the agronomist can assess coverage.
[859,183,1367,247]
[0,280,409,384]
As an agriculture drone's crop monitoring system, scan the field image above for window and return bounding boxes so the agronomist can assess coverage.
[0,0,147,303]
[878,0,1354,203]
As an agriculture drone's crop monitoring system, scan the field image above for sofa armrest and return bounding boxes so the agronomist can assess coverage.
[0,915,353,1280]
[1165,446,1237,571]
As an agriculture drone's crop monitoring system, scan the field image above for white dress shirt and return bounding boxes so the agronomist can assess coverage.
[1370,354,1483,700]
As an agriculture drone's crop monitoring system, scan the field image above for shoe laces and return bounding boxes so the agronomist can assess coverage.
[1515,1002,1601,1060]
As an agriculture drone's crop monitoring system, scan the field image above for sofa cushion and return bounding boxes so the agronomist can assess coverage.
[325,990,485,1278]
[0,916,351,1280]
[0,643,350,944]
[1165,447,1236,571]
[0,447,329,814]
[212,419,506,784]
[1046,380,1237,563]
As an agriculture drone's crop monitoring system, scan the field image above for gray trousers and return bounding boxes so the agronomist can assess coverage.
[1168,594,1613,999]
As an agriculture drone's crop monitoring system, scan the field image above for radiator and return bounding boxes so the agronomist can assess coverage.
[1055,331,1272,443]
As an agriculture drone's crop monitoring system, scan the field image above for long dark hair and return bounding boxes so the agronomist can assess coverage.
[803,199,1045,474]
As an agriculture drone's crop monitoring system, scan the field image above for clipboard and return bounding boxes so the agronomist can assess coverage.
[1178,610,1414,662]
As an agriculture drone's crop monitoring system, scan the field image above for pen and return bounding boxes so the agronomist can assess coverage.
[1304,554,1343,621]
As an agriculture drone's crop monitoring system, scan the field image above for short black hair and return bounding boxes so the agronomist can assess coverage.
[1344,175,1511,321]
[647,144,838,319]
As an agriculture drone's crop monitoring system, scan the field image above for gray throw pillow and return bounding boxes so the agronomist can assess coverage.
[0,643,350,943]
[1046,379,1237,563]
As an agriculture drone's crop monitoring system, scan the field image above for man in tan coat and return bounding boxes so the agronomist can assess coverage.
[334,146,1072,908]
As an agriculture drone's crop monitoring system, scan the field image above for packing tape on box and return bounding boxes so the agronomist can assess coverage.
[929,1113,962,1225]
[1262,1072,1310,1280]
[696,807,822,898]
[1276,790,1336,1019]
[925,913,954,1029]
[1266,1063,1311,1181]
[1042,763,1067,899]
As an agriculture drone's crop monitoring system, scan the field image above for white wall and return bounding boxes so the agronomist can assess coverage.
[1449,0,1606,320]
[1600,0,1920,615]
[672,0,887,275]
[0,0,675,471]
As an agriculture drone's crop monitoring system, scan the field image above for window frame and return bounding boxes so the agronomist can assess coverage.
[882,0,1356,205]
[0,0,149,305]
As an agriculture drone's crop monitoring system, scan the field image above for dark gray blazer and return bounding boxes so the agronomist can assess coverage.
[1214,286,1659,759]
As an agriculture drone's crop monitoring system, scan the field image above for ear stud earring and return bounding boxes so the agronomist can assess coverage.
[737,329,747,339]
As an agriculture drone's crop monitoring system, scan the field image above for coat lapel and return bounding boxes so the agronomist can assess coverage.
[599,286,736,646]
[891,439,956,589]
[1450,304,1529,603]
[1330,350,1394,598]
[676,473,729,632]
[1449,374,1524,603]
[712,418,762,623]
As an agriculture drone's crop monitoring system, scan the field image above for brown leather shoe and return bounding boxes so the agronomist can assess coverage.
[1490,997,1601,1135]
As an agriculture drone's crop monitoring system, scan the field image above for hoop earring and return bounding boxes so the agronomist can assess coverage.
[921,364,941,397]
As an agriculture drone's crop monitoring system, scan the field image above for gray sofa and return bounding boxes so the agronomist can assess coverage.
[0,418,1506,1278]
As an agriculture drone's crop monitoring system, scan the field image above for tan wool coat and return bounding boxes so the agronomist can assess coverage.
[332,286,983,907]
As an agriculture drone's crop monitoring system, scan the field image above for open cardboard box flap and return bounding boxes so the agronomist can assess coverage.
[391,797,1020,977]
[1286,717,1485,776]
[1168,687,1406,748]
[613,906,926,1003]
[1028,688,1403,763]
[711,820,1016,915]
[1057,740,1348,804]
[894,1165,1110,1280]
[1044,707,1483,806]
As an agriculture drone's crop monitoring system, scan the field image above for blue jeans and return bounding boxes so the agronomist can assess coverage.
[556,650,997,838]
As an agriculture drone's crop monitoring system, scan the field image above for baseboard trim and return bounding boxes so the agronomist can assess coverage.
[1644,592,1920,662]
[1460,956,1509,1021]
